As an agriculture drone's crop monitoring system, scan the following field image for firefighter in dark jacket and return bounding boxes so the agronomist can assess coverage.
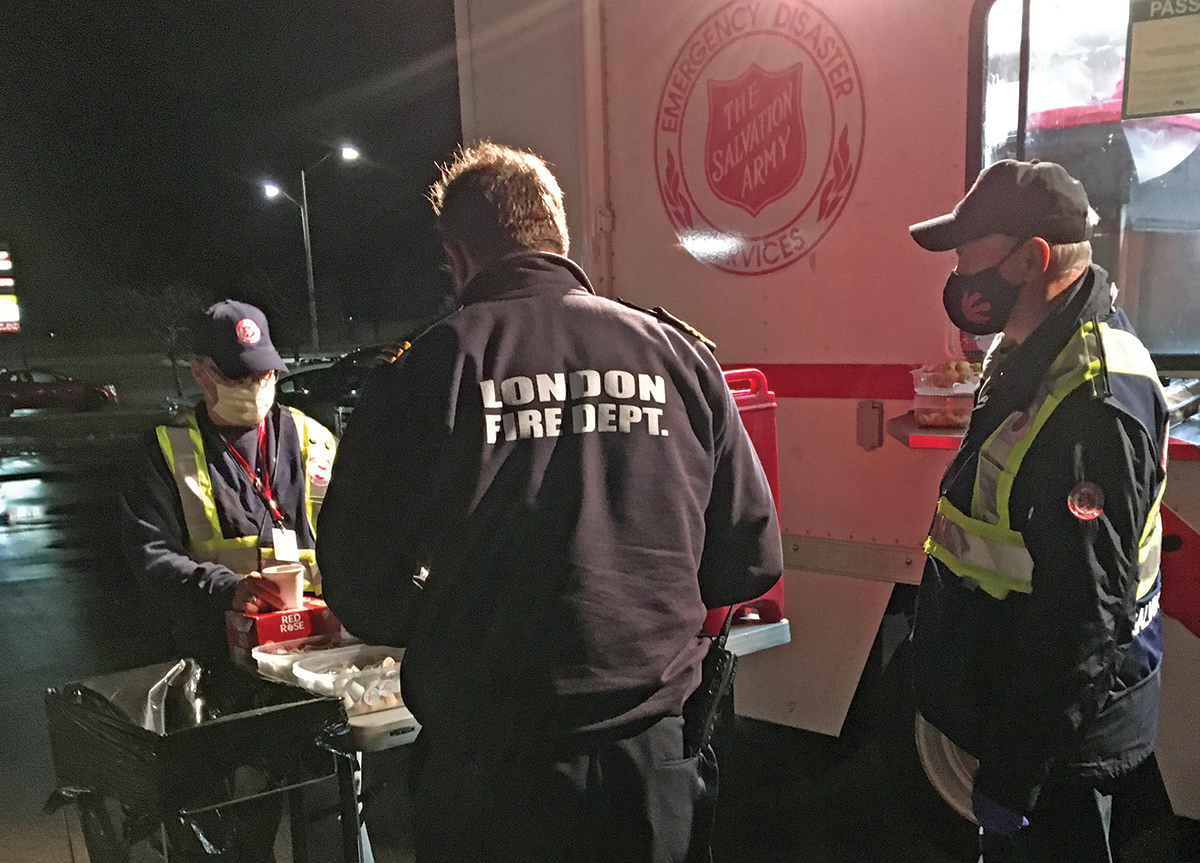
[121,300,336,663]
[317,142,783,863]
[908,161,1169,862]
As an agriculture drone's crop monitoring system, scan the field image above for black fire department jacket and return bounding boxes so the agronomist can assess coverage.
[912,265,1169,815]
[318,251,783,740]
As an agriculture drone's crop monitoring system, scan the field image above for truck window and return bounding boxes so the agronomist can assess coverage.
[979,0,1200,371]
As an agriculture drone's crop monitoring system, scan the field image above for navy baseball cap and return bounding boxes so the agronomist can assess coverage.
[192,300,288,379]
[910,160,1092,252]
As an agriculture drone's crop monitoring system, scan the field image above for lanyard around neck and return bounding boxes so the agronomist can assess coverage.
[220,420,284,526]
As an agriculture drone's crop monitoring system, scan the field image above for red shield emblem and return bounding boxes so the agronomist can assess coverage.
[706,63,807,217]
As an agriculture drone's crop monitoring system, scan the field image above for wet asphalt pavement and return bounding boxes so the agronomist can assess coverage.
[0,436,174,860]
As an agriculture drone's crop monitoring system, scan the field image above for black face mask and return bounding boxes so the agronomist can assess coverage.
[942,243,1025,335]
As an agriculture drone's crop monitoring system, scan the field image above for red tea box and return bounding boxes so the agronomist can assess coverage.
[227,598,341,665]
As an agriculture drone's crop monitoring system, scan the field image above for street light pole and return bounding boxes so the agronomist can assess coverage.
[262,144,360,356]
[299,169,319,352]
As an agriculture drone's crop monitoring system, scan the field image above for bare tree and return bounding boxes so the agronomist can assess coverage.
[115,284,207,396]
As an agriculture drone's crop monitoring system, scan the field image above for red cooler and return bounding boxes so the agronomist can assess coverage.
[703,368,785,634]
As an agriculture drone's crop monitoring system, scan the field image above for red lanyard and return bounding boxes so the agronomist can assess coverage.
[221,420,285,526]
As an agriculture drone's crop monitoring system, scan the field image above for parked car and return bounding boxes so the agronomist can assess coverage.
[276,344,389,434]
[0,367,119,415]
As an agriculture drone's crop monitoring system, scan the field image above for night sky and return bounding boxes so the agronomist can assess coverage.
[0,1,461,352]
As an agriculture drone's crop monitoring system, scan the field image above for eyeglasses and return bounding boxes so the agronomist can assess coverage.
[203,362,277,387]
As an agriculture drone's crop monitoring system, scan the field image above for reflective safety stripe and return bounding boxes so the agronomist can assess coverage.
[157,410,322,589]
[287,406,335,536]
[973,322,1162,530]
[288,407,334,594]
[926,498,1033,598]
[158,421,221,544]
[1136,481,1167,601]
[930,320,1166,600]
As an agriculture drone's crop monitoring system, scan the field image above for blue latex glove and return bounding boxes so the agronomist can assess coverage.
[972,789,1029,836]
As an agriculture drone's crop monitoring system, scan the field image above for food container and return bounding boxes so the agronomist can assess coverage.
[292,645,406,717]
[250,632,360,682]
[912,365,980,428]
[347,705,422,751]
[913,392,975,427]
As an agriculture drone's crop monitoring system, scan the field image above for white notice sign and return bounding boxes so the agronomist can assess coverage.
[1125,2,1200,118]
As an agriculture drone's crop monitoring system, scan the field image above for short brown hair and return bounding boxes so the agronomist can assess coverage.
[429,141,569,264]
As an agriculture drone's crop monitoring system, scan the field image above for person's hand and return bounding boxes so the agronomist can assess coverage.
[232,572,285,614]
[972,789,1029,836]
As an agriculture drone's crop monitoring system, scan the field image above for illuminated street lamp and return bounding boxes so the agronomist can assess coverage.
[263,144,360,352]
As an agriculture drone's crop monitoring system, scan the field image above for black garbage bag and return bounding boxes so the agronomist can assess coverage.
[44,658,345,860]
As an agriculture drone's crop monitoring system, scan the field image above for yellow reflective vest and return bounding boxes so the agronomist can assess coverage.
[155,406,335,593]
[925,319,1165,601]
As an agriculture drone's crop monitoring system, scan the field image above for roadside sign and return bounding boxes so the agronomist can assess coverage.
[0,294,20,333]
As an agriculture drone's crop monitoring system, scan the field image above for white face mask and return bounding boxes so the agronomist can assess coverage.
[211,376,276,425]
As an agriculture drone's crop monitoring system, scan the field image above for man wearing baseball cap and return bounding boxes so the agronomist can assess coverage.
[114,300,338,860]
[908,161,1169,862]
[121,299,336,662]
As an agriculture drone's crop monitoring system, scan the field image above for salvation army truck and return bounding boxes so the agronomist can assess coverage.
[450,0,1200,818]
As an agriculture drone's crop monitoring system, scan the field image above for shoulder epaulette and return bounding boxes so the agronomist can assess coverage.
[375,311,457,366]
[615,297,716,351]
[376,340,413,365]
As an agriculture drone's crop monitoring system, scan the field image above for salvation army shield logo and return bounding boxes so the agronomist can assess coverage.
[706,63,806,217]
[655,0,865,276]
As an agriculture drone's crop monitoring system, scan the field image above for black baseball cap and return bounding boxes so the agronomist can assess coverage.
[909,160,1092,252]
[192,300,288,379]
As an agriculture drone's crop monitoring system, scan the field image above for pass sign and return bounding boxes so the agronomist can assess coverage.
[1125,0,1200,117]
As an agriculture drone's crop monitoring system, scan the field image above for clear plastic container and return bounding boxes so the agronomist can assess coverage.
[250,632,360,682]
[912,366,979,428]
[292,644,406,716]
[912,393,975,428]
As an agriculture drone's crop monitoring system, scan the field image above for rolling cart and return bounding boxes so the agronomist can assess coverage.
[44,659,362,862]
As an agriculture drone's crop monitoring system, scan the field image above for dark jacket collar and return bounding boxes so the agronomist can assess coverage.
[459,251,595,306]
[1022,263,1113,363]
[980,264,1113,411]
[943,265,1114,496]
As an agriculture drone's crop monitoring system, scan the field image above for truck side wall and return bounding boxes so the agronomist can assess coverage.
[451,0,1200,817]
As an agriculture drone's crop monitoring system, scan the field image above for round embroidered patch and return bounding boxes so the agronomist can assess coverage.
[308,460,332,488]
[235,318,261,345]
[1009,411,1031,434]
[1067,481,1105,521]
